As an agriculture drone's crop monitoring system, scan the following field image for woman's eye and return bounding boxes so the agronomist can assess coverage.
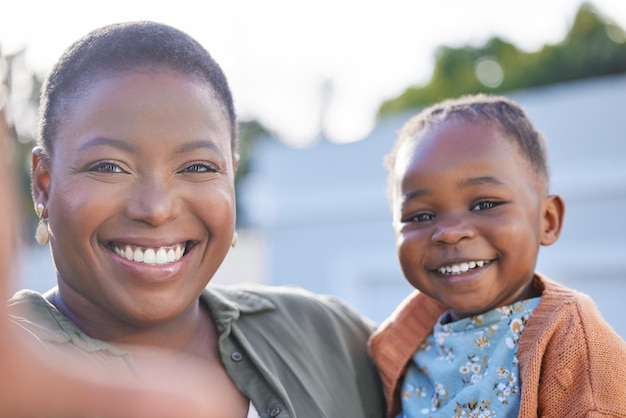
[88,162,125,173]
[181,163,217,173]
[472,200,499,211]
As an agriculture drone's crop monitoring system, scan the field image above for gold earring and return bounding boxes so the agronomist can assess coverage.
[35,203,50,245]
[231,231,238,248]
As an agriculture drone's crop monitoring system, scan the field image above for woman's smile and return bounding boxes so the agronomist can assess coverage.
[105,239,197,283]
[110,241,190,265]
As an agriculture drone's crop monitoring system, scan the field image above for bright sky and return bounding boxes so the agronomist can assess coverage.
[2,0,625,146]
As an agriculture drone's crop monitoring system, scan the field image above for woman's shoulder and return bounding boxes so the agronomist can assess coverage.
[7,289,128,357]
[7,289,60,332]
[8,288,48,306]
[7,289,83,349]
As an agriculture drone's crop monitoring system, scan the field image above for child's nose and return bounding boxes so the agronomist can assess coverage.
[430,215,474,244]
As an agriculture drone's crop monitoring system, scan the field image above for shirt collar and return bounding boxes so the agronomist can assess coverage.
[200,284,276,334]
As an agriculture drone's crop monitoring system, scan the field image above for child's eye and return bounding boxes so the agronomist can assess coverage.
[180,163,217,173]
[471,200,500,211]
[404,212,435,223]
[87,161,126,173]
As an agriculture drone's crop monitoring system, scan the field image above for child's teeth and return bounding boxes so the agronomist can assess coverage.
[438,260,489,275]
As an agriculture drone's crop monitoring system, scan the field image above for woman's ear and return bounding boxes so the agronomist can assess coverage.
[31,147,51,209]
[540,194,565,246]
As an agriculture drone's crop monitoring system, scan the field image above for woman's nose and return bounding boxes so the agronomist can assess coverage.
[430,214,474,245]
[125,178,182,226]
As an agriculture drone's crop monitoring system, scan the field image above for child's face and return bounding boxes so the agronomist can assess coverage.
[391,118,562,321]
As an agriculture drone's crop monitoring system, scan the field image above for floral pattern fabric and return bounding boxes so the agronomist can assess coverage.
[398,298,540,418]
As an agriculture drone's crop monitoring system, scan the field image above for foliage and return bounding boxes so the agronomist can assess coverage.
[378,2,626,115]
[1,47,40,226]
[236,119,268,182]
[235,118,269,226]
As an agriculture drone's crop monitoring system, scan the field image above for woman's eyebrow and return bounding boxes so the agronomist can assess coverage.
[174,139,223,155]
[78,137,137,153]
[77,138,224,155]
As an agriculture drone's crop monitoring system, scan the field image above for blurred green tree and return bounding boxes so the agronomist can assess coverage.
[0,46,41,230]
[378,2,626,115]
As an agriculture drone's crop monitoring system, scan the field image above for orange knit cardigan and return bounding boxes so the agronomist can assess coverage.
[369,274,626,417]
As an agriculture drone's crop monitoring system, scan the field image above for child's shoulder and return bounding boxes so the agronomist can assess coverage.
[533,273,599,318]
[520,274,626,416]
[524,273,625,350]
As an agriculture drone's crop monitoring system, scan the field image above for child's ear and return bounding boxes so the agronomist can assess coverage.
[31,147,51,208]
[540,194,565,246]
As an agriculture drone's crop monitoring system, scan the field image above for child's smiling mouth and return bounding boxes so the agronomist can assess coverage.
[436,259,494,275]
[109,242,193,266]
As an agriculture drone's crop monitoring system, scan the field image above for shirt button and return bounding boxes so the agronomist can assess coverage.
[231,351,243,362]
[270,406,281,417]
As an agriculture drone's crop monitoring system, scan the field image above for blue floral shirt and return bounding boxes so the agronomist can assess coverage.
[398,298,540,418]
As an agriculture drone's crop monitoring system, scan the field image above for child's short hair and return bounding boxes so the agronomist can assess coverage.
[385,94,550,194]
[38,21,237,156]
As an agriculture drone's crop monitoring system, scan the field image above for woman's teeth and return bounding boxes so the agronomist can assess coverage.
[113,243,186,265]
[438,260,489,275]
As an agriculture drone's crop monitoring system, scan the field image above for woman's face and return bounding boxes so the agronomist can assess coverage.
[33,70,237,331]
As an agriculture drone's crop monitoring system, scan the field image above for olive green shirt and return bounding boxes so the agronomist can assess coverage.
[9,283,385,418]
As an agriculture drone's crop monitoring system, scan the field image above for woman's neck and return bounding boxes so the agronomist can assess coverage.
[46,286,218,360]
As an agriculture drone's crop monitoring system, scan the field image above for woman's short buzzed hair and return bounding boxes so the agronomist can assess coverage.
[38,20,237,155]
